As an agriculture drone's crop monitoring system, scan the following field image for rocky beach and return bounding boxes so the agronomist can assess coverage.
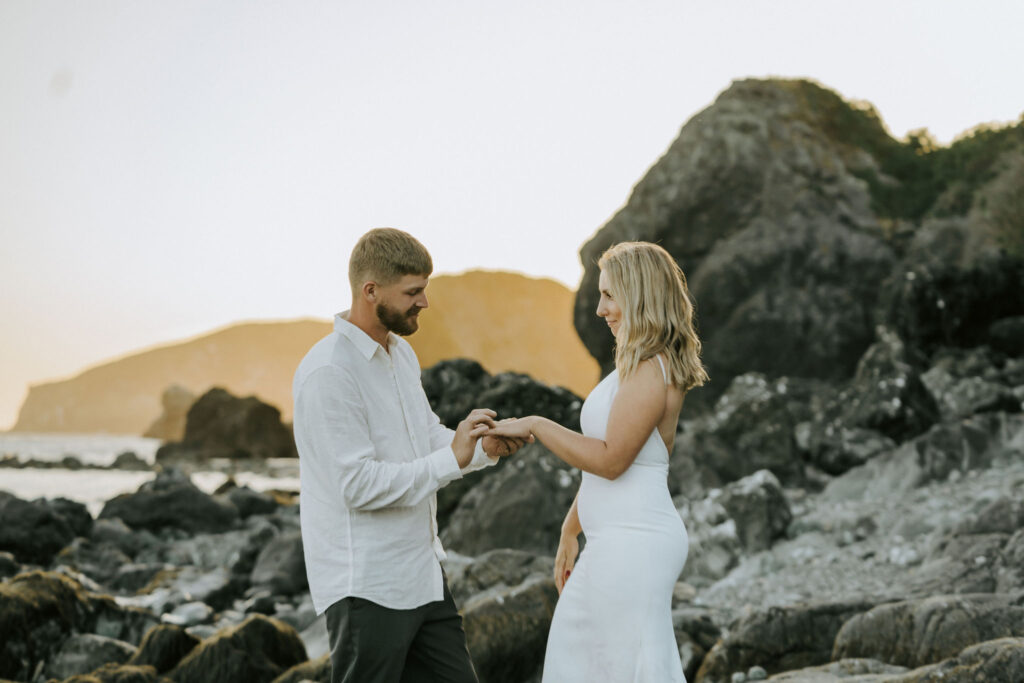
[2,78,1023,682]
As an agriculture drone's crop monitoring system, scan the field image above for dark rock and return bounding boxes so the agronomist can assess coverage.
[921,363,1019,421]
[128,625,201,674]
[60,662,163,682]
[445,548,553,605]
[90,518,152,559]
[110,451,151,471]
[99,468,239,534]
[673,608,723,682]
[668,429,724,501]
[990,315,1024,356]
[44,497,95,538]
[575,80,900,414]
[250,532,306,596]
[997,529,1024,593]
[166,614,307,683]
[717,470,792,552]
[227,486,279,518]
[441,443,580,556]
[694,599,877,683]
[0,550,19,578]
[832,593,1024,668]
[155,387,297,463]
[0,571,157,681]
[55,538,133,587]
[271,653,330,683]
[462,576,559,683]
[0,490,75,564]
[44,633,137,680]
[144,384,196,441]
[61,454,86,470]
[691,374,820,485]
[109,563,168,594]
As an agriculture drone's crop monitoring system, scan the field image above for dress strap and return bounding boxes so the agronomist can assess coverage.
[653,355,668,385]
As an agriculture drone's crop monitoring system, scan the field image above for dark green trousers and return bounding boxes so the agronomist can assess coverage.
[325,580,478,683]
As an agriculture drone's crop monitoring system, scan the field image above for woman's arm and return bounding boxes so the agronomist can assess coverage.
[555,489,582,593]
[488,359,666,479]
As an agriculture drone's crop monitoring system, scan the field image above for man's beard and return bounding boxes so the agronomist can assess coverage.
[376,302,421,336]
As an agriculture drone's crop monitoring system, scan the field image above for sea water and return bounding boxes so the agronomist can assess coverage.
[0,432,299,515]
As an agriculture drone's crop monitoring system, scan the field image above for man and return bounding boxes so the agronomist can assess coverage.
[293,228,527,683]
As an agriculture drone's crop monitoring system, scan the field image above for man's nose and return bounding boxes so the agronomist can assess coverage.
[418,294,429,309]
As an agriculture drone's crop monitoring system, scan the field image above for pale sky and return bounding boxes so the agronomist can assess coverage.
[2,1,1022,431]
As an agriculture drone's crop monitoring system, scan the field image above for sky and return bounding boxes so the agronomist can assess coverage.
[2,1,1023,431]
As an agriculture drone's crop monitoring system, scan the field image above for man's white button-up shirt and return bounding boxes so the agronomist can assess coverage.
[294,312,496,614]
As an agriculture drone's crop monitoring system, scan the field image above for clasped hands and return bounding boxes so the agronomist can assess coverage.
[451,410,537,467]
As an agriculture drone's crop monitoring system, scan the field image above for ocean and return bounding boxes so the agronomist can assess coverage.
[0,432,299,515]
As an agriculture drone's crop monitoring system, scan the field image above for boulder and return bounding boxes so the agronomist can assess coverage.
[54,538,133,587]
[765,658,908,681]
[989,315,1024,356]
[156,387,297,463]
[441,443,580,556]
[43,497,95,538]
[144,384,197,441]
[59,662,163,682]
[166,614,307,683]
[717,469,792,552]
[832,593,1024,668]
[0,550,19,578]
[99,468,239,534]
[127,624,201,674]
[227,486,279,518]
[920,353,1019,421]
[694,599,877,683]
[0,571,157,681]
[0,491,75,564]
[44,633,137,681]
[691,374,820,485]
[462,575,560,683]
[444,548,553,605]
[250,531,307,597]
[110,451,151,471]
[90,518,154,559]
[887,636,1024,683]
[673,608,723,682]
[997,529,1024,593]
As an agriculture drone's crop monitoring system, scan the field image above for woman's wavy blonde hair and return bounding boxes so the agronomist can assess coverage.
[599,241,709,392]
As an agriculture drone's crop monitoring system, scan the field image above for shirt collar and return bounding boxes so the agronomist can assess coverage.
[334,312,395,361]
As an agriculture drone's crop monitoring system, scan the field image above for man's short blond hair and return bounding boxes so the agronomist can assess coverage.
[349,228,433,293]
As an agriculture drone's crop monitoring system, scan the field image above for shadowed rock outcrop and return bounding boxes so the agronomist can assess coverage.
[99,468,239,534]
[167,615,307,683]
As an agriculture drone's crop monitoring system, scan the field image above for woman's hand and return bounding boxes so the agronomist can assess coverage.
[554,532,579,595]
[484,416,537,441]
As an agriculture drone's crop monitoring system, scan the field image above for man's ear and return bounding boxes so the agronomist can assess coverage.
[362,281,377,302]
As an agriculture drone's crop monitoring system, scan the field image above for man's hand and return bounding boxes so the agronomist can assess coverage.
[451,408,497,468]
[482,419,532,458]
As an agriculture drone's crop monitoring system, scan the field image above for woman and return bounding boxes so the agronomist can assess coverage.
[485,241,708,682]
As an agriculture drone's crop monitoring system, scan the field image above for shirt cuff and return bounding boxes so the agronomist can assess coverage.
[430,445,463,485]
[465,438,499,471]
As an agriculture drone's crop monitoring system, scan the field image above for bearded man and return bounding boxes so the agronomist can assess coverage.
[293,228,526,683]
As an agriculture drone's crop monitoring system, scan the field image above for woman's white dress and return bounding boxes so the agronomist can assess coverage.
[541,359,689,682]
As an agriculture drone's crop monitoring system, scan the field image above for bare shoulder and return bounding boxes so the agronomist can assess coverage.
[618,358,666,394]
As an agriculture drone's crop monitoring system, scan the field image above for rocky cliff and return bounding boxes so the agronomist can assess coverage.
[574,78,1024,413]
[13,271,598,435]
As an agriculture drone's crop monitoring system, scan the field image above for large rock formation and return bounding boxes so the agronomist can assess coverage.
[574,79,1024,414]
[13,271,599,434]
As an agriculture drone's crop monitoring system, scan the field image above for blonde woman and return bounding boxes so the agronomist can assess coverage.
[485,241,708,682]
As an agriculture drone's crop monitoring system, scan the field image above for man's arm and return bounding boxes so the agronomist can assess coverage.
[297,366,487,510]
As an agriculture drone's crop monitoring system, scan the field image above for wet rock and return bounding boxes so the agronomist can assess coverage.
[127,624,201,674]
[441,443,580,556]
[99,468,239,534]
[227,486,279,518]
[445,548,553,605]
[250,531,306,596]
[717,470,792,552]
[695,599,877,683]
[462,575,559,683]
[144,384,196,441]
[0,491,75,564]
[832,592,1024,668]
[44,633,137,680]
[271,653,330,683]
[167,614,307,683]
[155,387,297,464]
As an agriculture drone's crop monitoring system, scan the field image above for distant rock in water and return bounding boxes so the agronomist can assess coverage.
[155,387,297,464]
[12,271,599,435]
[143,384,196,441]
[574,78,1024,413]
[99,467,239,534]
